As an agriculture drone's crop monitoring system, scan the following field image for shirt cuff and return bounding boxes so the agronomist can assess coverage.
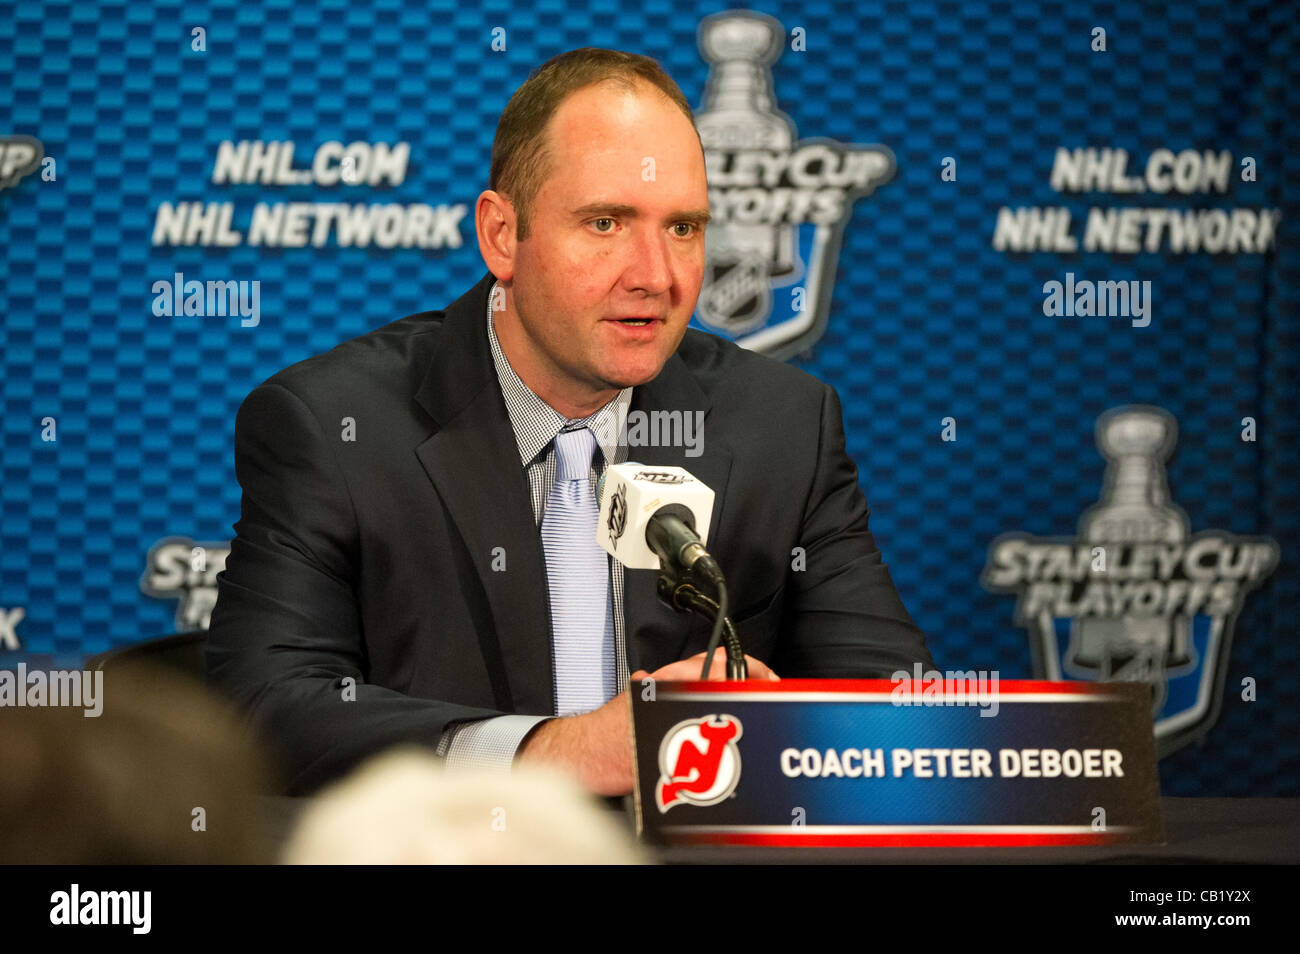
[437,715,553,772]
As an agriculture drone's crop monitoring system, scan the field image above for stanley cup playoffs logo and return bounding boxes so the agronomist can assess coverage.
[983,407,1279,758]
[691,11,895,360]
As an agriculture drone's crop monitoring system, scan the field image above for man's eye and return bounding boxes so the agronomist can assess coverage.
[673,222,697,237]
[592,218,615,232]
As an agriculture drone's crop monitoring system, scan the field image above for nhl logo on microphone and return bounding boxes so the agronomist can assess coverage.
[656,714,744,812]
[606,482,628,550]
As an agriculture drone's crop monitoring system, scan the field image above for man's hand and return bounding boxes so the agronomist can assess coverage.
[637,650,780,684]
[514,689,634,796]
[515,652,777,796]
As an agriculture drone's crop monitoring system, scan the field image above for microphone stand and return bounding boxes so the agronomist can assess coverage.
[655,576,747,680]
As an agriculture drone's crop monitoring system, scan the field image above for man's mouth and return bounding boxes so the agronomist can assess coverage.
[611,316,660,326]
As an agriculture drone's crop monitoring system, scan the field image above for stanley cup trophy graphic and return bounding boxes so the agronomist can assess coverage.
[1068,407,1192,715]
[983,402,1281,757]
[694,12,800,334]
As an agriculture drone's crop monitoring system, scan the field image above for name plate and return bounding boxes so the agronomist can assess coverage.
[631,679,1164,847]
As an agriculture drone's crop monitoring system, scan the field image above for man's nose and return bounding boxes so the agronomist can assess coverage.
[621,226,674,297]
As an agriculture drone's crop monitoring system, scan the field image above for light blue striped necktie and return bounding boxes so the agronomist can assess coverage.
[541,426,616,716]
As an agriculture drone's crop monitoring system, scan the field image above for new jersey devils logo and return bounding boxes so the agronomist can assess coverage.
[655,714,743,812]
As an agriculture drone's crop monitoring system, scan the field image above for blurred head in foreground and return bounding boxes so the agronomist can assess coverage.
[0,662,275,863]
[282,748,645,864]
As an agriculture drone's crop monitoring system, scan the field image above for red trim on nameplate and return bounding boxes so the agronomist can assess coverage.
[669,831,1136,848]
[660,679,1122,695]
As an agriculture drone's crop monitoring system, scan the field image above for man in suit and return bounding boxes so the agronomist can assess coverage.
[206,48,935,797]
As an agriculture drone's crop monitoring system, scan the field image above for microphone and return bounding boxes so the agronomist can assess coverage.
[596,462,745,680]
[595,463,716,578]
[643,504,725,588]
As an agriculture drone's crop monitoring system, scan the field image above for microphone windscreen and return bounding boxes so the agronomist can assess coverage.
[595,463,715,569]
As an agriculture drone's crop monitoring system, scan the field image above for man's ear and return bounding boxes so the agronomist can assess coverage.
[475,190,516,282]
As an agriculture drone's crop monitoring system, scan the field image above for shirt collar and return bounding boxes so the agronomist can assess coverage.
[486,280,632,467]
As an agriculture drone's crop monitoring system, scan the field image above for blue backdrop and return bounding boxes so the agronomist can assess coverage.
[2,0,1295,796]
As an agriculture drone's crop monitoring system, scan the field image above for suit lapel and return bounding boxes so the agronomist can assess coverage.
[413,273,555,715]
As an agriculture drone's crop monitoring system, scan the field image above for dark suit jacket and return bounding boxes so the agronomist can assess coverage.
[206,270,935,794]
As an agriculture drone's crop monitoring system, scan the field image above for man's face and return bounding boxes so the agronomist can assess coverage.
[499,81,710,413]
